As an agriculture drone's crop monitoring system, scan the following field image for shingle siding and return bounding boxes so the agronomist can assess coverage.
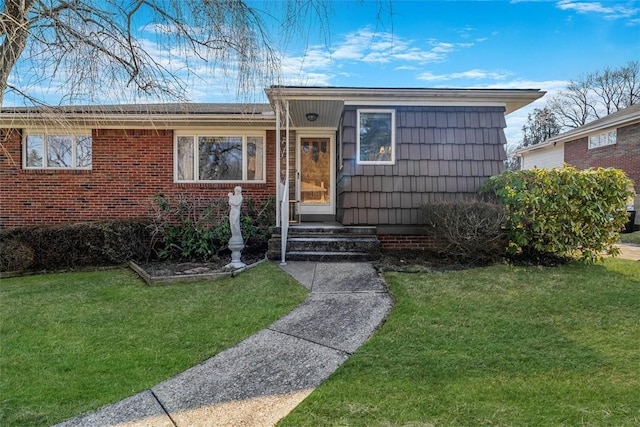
[337,105,507,226]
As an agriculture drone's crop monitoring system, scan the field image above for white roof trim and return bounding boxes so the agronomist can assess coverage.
[265,86,545,115]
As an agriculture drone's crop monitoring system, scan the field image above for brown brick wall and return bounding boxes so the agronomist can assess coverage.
[0,128,277,228]
[564,122,640,188]
[377,234,438,250]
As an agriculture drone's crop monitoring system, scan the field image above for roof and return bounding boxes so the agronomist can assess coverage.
[517,102,640,155]
[0,103,275,129]
[0,103,273,115]
[0,86,545,129]
[265,86,544,129]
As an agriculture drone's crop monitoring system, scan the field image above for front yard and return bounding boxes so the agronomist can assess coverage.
[2,258,639,426]
[280,258,640,426]
[0,263,307,426]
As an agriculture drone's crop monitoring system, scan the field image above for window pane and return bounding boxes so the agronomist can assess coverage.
[177,136,194,180]
[76,136,92,167]
[359,112,392,163]
[608,130,617,145]
[25,135,44,167]
[47,135,72,167]
[198,136,242,181]
[247,137,264,181]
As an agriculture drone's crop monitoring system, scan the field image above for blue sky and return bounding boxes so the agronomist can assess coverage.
[263,0,639,148]
[7,0,640,148]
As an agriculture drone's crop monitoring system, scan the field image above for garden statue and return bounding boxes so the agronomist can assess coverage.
[225,186,246,270]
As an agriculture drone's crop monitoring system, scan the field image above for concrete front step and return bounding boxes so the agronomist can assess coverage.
[267,224,381,262]
[268,237,380,253]
[274,251,380,262]
[271,225,378,236]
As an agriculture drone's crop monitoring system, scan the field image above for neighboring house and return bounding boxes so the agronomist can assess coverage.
[517,103,640,228]
[0,86,543,252]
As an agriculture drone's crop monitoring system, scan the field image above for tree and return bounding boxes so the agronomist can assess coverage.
[0,0,335,107]
[549,60,640,129]
[521,107,561,147]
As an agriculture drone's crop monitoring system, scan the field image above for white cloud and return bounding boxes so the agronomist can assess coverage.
[276,27,479,87]
[487,79,569,149]
[417,69,513,82]
[556,1,639,20]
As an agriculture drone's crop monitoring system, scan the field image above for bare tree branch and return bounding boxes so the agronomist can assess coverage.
[548,61,640,129]
[1,0,337,107]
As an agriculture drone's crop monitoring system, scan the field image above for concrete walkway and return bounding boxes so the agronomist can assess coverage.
[616,243,640,261]
[55,262,392,427]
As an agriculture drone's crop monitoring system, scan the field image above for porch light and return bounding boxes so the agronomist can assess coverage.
[306,113,319,122]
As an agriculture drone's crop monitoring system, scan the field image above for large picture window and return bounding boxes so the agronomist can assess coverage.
[175,133,265,183]
[357,109,395,165]
[23,132,92,169]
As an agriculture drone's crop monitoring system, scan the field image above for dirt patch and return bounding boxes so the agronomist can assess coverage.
[374,250,483,273]
[136,250,267,277]
[136,249,483,278]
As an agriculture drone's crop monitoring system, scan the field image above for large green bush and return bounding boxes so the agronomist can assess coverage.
[149,194,275,261]
[480,166,634,263]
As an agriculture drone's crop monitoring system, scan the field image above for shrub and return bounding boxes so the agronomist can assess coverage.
[149,194,275,261]
[422,200,507,265]
[480,166,634,264]
[0,239,35,271]
[0,219,152,272]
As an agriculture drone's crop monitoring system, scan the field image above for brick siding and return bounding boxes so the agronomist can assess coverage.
[564,122,640,189]
[0,128,277,228]
[377,234,438,250]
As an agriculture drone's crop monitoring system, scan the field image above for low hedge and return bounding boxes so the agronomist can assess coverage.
[480,166,634,264]
[0,219,152,272]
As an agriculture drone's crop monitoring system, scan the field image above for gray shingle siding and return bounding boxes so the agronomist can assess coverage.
[337,105,507,225]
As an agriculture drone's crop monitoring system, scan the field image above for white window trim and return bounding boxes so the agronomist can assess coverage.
[174,131,267,183]
[588,129,617,150]
[356,109,396,165]
[22,130,93,170]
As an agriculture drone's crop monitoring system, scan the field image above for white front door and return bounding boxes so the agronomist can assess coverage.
[297,136,335,215]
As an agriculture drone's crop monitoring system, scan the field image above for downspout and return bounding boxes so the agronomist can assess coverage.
[275,103,281,225]
[280,100,291,265]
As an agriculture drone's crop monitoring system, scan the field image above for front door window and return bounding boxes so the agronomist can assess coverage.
[300,138,331,208]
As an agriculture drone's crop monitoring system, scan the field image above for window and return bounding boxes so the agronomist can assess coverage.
[175,133,265,182]
[588,129,617,149]
[23,132,92,169]
[357,109,395,165]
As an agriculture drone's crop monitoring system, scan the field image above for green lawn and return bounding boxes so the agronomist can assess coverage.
[280,258,640,426]
[0,263,307,427]
[620,231,640,245]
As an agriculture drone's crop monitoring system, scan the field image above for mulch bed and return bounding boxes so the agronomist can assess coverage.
[135,250,267,277]
[136,249,479,278]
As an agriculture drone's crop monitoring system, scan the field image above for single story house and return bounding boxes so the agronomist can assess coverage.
[516,102,640,228]
[1,86,543,258]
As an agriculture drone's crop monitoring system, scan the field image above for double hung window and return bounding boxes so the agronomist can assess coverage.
[23,132,92,169]
[176,133,265,182]
[356,109,396,165]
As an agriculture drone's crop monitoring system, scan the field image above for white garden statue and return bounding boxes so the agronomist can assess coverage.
[225,186,246,270]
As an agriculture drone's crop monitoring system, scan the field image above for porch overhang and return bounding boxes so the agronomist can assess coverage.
[265,86,545,116]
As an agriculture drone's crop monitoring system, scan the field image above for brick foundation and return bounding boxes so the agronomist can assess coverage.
[377,234,439,251]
